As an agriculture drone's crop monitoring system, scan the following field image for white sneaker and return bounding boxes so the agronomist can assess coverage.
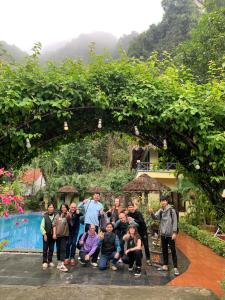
[59,264,68,272]
[111,265,117,271]
[118,258,123,264]
[91,262,98,267]
[57,262,62,269]
[42,263,48,269]
[128,267,133,271]
[174,268,180,276]
[48,262,55,267]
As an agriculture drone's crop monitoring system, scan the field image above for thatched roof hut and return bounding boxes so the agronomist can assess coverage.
[87,186,108,194]
[58,185,79,193]
[122,174,169,192]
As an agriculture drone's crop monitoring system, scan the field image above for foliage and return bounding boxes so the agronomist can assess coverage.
[180,218,225,257]
[24,196,41,211]
[176,7,225,82]
[0,240,8,251]
[0,50,224,215]
[128,0,201,58]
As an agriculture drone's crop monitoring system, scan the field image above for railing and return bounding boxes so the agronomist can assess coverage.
[136,162,177,172]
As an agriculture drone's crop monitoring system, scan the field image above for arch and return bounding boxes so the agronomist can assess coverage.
[0,54,224,212]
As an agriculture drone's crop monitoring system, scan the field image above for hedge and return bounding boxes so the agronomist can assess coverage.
[180,219,225,257]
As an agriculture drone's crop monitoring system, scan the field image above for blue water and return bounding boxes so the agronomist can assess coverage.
[0,213,84,250]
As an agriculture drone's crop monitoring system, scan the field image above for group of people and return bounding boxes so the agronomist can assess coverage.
[40,193,179,276]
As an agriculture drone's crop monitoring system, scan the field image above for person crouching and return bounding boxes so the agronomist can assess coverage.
[78,224,99,267]
[98,223,120,271]
[122,224,143,277]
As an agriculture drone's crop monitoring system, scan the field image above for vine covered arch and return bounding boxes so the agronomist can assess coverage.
[0,52,224,212]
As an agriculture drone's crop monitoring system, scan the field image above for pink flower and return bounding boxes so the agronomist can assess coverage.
[17,206,24,213]
[15,222,19,225]
[3,211,9,217]
[22,219,28,223]
[5,171,12,177]
[0,168,5,176]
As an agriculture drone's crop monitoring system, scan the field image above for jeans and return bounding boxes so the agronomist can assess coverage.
[122,250,143,268]
[140,232,150,260]
[56,236,68,262]
[43,235,55,263]
[65,229,79,259]
[119,238,125,256]
[79,247,99,263]
[99,251,119,270]
[161,235,177,268]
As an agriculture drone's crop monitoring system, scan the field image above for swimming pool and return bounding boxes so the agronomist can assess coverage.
[0,213,84,251]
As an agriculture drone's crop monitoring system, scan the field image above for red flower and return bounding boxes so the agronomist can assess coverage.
[18,206,24,213]
[0,168,5,176]
[5,172,12,177]
[3,211,9,217]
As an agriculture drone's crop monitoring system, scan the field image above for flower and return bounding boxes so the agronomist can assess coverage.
[5,171,12,177]
[0,168,5,176]
[3,211,9,217]
[18,206,24,213]
[15,222,19,226]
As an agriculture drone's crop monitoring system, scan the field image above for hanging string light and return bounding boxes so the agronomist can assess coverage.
[163,139,167,150]
[64,121,69,131]
[134,126,139,136]
[98,118,102,129]
[26,138,31,149]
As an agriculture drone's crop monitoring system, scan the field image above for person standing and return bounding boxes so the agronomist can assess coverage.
[122,224,143,277]
[127,203,151,265]
[79,193,103,233]
[40,203,56,269]
[78,224,99,267]
[98,223,121,271]
[107,197,124,224]
[65,202,82,266]
[53,203,70,272]
[149,195,179,276]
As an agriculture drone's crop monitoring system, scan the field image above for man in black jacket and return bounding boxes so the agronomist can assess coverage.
[127,204,151,265]
[65,202,82,265]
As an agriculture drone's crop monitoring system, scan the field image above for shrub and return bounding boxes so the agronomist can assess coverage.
[24,197,40,211]
[180,219,225,257]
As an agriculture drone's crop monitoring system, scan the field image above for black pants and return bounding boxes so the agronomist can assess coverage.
[56,236,68,261]
[85,224,99,233]
[79,247,100,263]
[122,250,143,268]
[140,232,150,260]
[43,235,55,263]
[161,235,177,268]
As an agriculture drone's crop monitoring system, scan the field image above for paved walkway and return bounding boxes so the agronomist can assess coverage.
[168,233,225,298]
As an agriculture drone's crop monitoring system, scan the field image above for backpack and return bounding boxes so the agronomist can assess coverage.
[77,232,89,250]
[160,207,179,233]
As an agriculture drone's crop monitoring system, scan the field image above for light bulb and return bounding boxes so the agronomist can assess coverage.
[26,138,31,149]
[163,139,167,150]
[98,119,102,129]
[64,121,69,131]
[134,126,139,136]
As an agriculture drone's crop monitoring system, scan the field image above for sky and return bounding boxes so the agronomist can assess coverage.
[0,0,164,52]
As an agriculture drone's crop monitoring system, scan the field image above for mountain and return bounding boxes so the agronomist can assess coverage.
[0,41,27,62]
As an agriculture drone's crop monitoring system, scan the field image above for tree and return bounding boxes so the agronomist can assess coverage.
[128,0,201,58]
[0,52,224,215]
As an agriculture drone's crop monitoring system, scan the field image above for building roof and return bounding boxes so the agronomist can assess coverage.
[122,174,169,192]
[58,185,78,193]
[87,186,108,194]
[21,168,43,184]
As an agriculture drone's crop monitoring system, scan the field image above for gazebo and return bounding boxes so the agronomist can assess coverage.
[122,174,169,207]
[58,185,79,207]
[87,186,108,194]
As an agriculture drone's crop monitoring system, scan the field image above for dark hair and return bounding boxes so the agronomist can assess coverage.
[47,203,54,208]
[59,203,69,212]
[160,195,169,202]
[106,222,113,227]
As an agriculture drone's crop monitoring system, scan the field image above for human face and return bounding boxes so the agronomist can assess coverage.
[129,226,136,235]
[89,224,96,234]
[61,204,68,214]
[70,203,76,213]
[160,200,168,208]
[128,206,135,213]
[106,224,113,233]
[93,193,100,202]
[114,198,120,207]
[119,213,126,223]
[48,204,54,214]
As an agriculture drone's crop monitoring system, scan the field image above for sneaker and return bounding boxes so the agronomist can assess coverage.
[42,262,48,269]
[146,260,152,266]
[57,262,62,269]
[111,265,117,271]
[134,267,141,277]
[64,259,70,265]
[128,267,133,271]
[91,262,98,268]
[59,264,68,272]
[48,262,55,267]
[174,268,180,276]
[118,258,123,263]
[70,259,76,266]
[79,260,85,265]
